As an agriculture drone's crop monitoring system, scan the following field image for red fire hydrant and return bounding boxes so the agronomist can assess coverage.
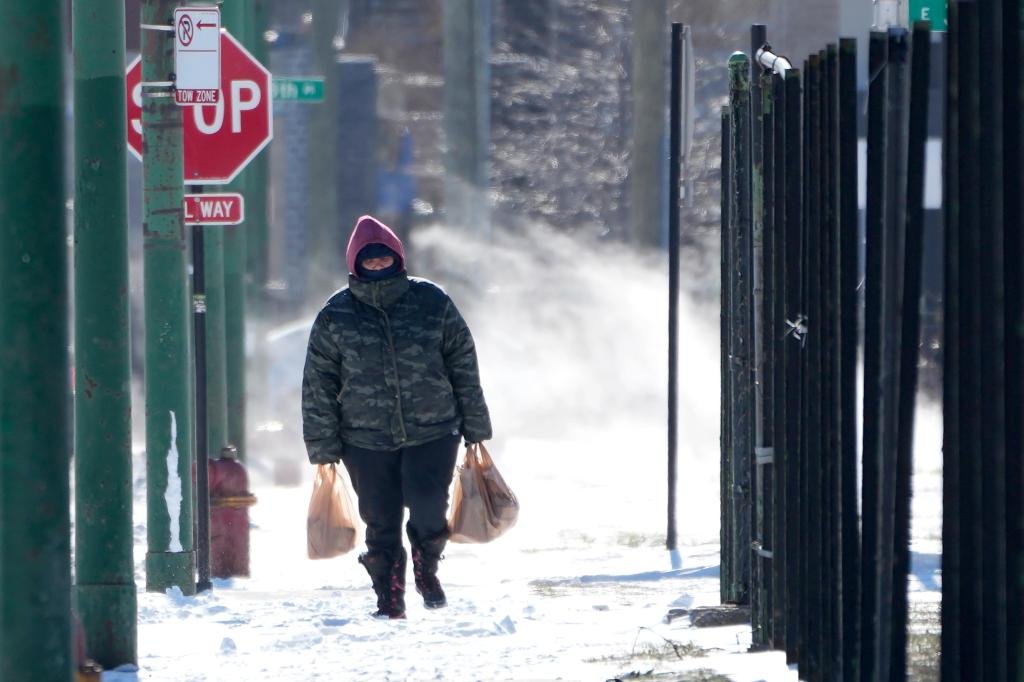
[208,446,257,578]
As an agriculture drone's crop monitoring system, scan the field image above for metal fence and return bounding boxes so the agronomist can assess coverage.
[941,3,1024,682]
[717,7,1023,678]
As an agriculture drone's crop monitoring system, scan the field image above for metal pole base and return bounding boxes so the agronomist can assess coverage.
[75,584,138,667]
[145,552,197,595]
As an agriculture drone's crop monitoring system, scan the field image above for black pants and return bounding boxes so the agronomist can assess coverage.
[340,434,461,556]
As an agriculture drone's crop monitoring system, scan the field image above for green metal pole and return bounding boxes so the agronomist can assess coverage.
[204,228,229,456]
[245,0,271,309]
[222,0,249,462]
[141,0,195,594]
[443,0,492,237]
[0,2,72,678]
[72,0,137,667]
[630,0,668,246]
[309,0,343,292]
[245,0,272,438]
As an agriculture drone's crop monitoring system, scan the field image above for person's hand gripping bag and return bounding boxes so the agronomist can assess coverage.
[448,443,519,543]
[307,463,359,559]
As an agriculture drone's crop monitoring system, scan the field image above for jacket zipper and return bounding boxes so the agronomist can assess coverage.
[377,295,408,443]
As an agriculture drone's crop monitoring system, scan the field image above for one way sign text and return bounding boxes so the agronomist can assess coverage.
[183,193,244,225]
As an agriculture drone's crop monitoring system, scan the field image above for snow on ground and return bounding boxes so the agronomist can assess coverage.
[102,228,942,681]
[116,496,784,681]
[111,458,797,682]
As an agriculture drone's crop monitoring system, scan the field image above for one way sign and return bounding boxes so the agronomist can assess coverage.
[183,193,244,225]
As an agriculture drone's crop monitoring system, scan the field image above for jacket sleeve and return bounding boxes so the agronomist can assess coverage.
[302,310,344,464]
[441,299,493,443]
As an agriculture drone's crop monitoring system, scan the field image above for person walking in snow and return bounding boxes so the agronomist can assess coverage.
[301,215,492,619]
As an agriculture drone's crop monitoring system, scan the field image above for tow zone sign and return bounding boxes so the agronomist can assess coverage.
[174,7,221,104]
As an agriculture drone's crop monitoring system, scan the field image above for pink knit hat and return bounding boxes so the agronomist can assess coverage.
[345,215,406,275]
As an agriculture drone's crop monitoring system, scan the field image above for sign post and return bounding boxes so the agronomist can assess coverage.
[129,25,271,591]
[140,0,195,598]
[173,7,221,104]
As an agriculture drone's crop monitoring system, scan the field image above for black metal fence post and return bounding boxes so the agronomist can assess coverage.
[876,28,909,682]
[1004,0,1024,677]
[977,3,1009,681]
[891,22,931,682]
[749,26,769,644]
[782,68,803,667]
[803,51,823,681]
[721,105,735,605]
[821,45,839,680]
[837,37,861,682]
[769,71,788,653]
[757,66,776,650]
[941,5,963,680]
[860,31,888,682]
[798,55,812,677]
[957,3,985,676]
[727,51,754,606]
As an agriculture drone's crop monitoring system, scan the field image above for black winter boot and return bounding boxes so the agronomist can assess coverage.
[358,549,406,619]
[409,531,447,609]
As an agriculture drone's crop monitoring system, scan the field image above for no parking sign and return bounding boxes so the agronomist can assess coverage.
[173,7,221,104]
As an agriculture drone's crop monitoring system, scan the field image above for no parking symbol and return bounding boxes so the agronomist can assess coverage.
[174,7,221,105]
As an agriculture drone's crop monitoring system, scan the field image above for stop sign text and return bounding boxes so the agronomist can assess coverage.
[127,29,272,185]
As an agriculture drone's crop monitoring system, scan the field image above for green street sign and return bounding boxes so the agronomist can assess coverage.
[272,77,325,103]
[909,0,947,31]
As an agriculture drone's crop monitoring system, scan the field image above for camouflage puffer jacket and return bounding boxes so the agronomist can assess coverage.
[302,274,492,461]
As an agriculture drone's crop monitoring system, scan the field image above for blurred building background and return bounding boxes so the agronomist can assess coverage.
[114,0,900,336]
[108,0,953,482]
[245,0,878,257]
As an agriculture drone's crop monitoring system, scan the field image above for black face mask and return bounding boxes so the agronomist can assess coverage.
[355,243,403,281]
[357,260,402,281]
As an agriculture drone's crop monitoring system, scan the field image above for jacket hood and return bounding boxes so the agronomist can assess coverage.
[345,215,406,276]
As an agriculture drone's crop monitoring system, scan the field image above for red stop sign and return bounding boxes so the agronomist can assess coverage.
[127,29,272,185]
